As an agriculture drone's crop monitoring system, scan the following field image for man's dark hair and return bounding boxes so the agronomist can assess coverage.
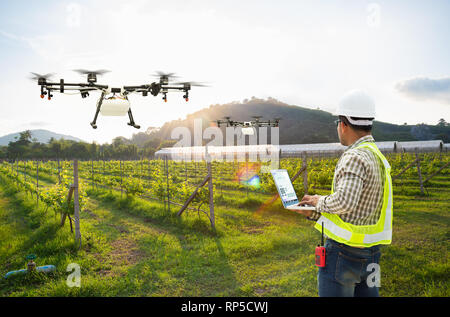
[339,115,373,133]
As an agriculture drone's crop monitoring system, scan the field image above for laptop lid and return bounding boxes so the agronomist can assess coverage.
[270,169,299,208]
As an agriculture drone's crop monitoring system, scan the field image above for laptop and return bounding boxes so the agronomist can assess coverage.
[270,169,316,211]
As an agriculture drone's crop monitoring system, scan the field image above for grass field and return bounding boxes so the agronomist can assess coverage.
[0,161,449,297]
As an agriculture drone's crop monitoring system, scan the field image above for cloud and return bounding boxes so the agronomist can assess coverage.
[395,77,450,104]
[26,121,51,127]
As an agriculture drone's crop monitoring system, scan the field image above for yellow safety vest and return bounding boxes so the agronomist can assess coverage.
[314,142,393,247]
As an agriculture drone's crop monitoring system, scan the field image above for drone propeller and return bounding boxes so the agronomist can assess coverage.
[29,72,55,82]
[152,71,179,85]
[73,69,110,75]
[152,71,179,78]
[73,69,110,83]
[173,81,209,87]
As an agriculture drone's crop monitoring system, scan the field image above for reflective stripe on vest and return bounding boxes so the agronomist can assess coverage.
[314,142,393,247]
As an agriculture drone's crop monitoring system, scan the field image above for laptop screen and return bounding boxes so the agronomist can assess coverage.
[270,169,299,207]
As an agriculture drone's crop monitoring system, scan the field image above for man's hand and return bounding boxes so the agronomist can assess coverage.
[299,194,321,207]
[292,194,322,218]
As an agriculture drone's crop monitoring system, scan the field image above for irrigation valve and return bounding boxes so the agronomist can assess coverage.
[26,254,37,272]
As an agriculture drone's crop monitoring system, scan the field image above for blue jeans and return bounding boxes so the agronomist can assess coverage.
[318,239,381,297]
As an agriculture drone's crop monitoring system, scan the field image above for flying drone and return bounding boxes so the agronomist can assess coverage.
[214,116,281,135]
[30,70,207,129]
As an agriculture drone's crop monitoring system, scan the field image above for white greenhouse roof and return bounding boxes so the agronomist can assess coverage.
[155,140,445,160]
[397,140,444,152]
[155,144,280,160]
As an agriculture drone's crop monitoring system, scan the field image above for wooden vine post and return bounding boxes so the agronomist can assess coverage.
[415,152,424,195]
[177,146,215,230]
[166,156,170,213]
[302,154,308,195]
[73,159,81,246]
[208,160,215,230]
[60,159,81,248]
[36,161,39,207]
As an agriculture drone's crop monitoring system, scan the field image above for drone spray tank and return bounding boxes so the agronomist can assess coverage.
[242,122,256,136]
[100,95,131,117]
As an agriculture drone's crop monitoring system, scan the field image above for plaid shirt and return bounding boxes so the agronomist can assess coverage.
[308,135,385,226]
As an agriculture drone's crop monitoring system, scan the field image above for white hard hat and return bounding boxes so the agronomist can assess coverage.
[334,89,376,120]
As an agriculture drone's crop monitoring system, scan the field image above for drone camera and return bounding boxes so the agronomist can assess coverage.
[81,91,89,98]
[244,121,252,127]
[183,91,189,102]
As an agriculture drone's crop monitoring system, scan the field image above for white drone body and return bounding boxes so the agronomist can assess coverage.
[100,96,130,116]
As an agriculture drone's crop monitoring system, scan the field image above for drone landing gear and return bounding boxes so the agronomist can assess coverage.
[127,108,140,129]
[90,92,106,129]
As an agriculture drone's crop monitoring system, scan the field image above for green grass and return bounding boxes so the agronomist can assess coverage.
[0,169,449,297]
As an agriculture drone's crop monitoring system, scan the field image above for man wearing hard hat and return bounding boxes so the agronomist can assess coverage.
[299,90,393,297]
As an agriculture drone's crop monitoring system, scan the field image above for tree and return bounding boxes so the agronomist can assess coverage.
[49,138,62,159]
[0,146,6,159]
[437,118,448,127]
[6,130,34,159]
[88,142,98,158]
[112,136,129,148]
[131,132,152,148]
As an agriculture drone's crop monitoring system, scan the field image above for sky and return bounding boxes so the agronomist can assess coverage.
[0,0,449,144]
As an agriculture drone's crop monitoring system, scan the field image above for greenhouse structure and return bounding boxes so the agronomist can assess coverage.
[155,140,445,161]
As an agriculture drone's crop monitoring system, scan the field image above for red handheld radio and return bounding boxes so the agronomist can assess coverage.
[315,222,326,267]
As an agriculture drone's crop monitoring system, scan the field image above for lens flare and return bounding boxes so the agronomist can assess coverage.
[234,162,261,188]
[246,175,260,188]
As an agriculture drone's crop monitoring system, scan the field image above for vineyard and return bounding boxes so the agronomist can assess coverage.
[0,152,449,296]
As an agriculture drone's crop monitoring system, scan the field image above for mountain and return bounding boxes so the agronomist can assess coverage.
[0,129,84,146]
[147,97,449,145]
